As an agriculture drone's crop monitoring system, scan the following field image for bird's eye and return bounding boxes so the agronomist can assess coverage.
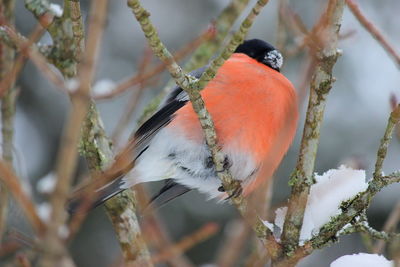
[263,50,283,71]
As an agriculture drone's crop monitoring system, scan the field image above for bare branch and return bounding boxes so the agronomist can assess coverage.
[94,27,214,100]
[40,1,109,266]
[374,200,400,253]
[346,0,400,68]
[216,220,250,267]
[281,0,345,254]
[151,223,219,264]
[0,24,48,97]
[374,104,400,178]
[0,0,16,241]
[0,161,46,235]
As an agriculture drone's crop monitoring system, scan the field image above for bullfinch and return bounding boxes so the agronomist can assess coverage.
[68,39,298,211]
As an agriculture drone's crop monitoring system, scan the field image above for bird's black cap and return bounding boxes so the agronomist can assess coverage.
[234,39,283,72]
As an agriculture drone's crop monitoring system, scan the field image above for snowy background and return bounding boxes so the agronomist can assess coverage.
[7,0,400,266]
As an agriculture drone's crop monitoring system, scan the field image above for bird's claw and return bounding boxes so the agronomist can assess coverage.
[223,155,232,170]
[219,180,243,199]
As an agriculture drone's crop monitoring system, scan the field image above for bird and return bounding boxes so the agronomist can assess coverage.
[68,39,298,212]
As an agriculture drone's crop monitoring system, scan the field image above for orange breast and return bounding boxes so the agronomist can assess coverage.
[168,53,298,195]
[169,53,297,159]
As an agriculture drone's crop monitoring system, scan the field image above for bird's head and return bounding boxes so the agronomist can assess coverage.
[234,39,283,72]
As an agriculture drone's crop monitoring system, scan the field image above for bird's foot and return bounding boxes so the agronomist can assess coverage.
[219,180,243,199]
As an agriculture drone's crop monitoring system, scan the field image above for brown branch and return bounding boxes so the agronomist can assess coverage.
[40,1,109,266]
[0,25,69,94]
[0,161,46,235]
[346,0,400,68]
[0,23,47,97]
[280,0,345,260]
[374,200,400,253]
[216,220,250,267]
[0,0,16,242]
[373,105,400,178]
[151,223,219,264]
[16,253,32,267]
[94,26,215,100]
[111,47,153,143]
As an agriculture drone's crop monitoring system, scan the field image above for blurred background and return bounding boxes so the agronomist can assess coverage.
[5,0,400,266]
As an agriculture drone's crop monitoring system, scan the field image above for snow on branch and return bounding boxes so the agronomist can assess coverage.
[330,253,393,267]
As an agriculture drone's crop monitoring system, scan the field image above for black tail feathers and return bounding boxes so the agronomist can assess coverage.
[67,177,192,214]
[67,176,125,213]
[144,179,191,212]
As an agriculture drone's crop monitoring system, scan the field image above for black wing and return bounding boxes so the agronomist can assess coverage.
[132,68,206,208]
[131,67,206,159]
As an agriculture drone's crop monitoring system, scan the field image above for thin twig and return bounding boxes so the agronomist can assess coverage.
[16,253,32,267]
[0,25,69,94]
[346,0,400,68]
[374,200,400,253]
[373,104,400,178]
[0,24,47,97]
[216,220,250,267]
[94,27,215,100]
[111,47,153,144]
[151,223,219,264]
[0,161,46,235]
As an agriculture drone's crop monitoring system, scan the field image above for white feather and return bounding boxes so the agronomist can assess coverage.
[121,126,257,200]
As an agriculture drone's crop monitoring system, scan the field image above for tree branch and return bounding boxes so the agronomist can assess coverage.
[280,0,345,254]
[0,0,16,241]
[346,0,400,68]
[0,161,46,235]
[79,105,152,265]
[374,104,400,178]
[40,1,108,266]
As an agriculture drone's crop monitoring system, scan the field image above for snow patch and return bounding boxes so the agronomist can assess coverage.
[49,3,63,17]
[270,166,368,244]
[65,78,80,92]
[274,206,287,233]
[37,172,56,194]
[37,202,52,222]
[263,220,274,232]
[58,225,70,239]
[92,79,116,96]
[330,253,393,267]
[300,166,368,242]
